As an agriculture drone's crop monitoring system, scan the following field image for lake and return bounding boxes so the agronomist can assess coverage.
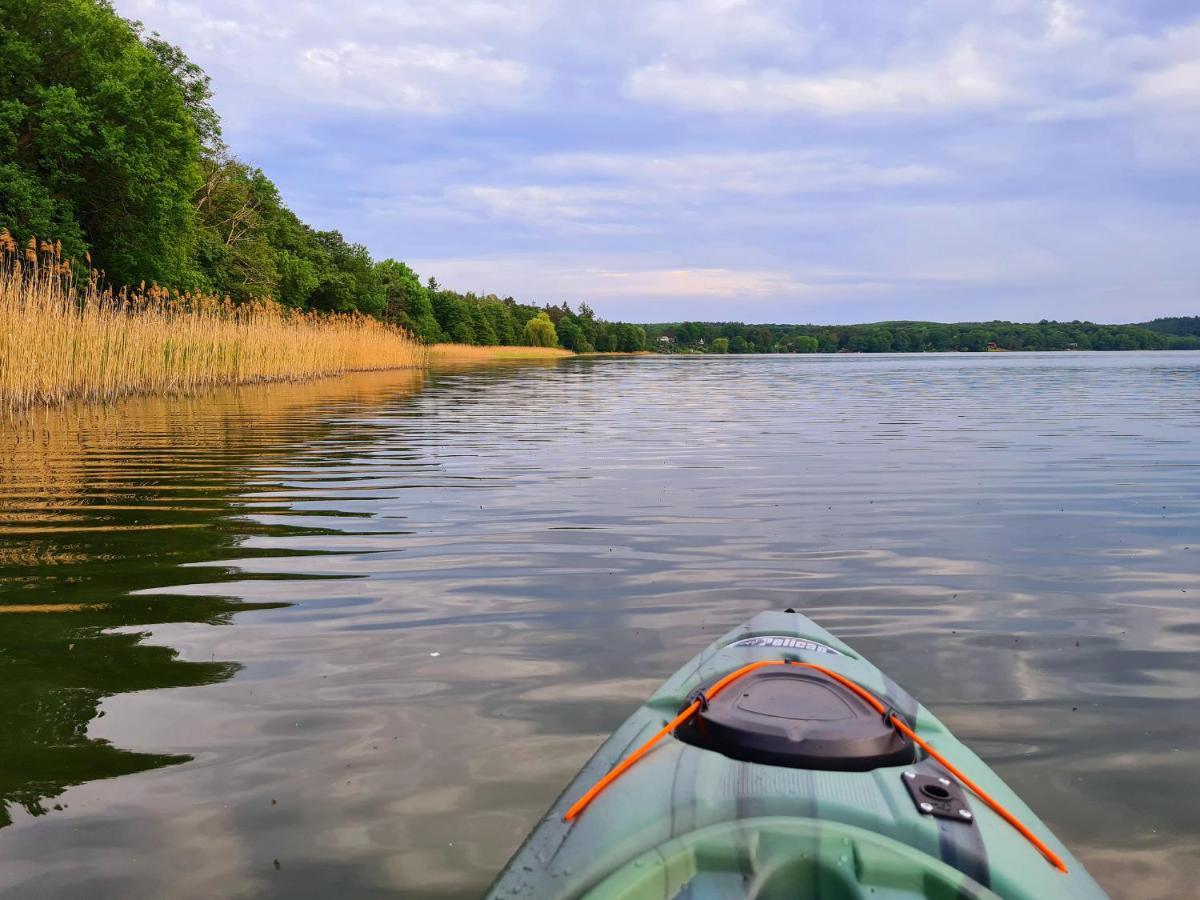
[1,353,1197,899]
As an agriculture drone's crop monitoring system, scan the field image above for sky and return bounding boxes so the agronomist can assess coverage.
[116,0,1200,324]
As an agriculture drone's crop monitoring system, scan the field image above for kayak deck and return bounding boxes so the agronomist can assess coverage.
[486,611,1108,899]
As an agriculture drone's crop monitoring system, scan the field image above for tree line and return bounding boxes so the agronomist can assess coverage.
[644,319,1200,353]
[377,266,647,352]
[0,0,643,350]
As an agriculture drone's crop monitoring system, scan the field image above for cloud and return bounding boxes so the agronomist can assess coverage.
[448,150,950,234]
[298,44,529,113]
[1135,24,1200,111]
[405,255,892,316]
[634,0,805,60]
[531,151,948,192]
[626,44,1009,116]
[123,0,539,116]
[113,0,1200,322]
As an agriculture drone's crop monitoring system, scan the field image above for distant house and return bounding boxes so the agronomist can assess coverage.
[696,338,705,346]
[658,335,672,344]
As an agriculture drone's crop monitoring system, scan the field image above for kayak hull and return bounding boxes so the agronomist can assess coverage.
[486,611,1108,899]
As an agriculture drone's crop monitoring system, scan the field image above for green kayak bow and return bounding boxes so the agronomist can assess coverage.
[487,610,1109,900]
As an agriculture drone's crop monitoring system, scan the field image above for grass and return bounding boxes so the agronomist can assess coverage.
[428,343,573,362]
[0,232,425,414]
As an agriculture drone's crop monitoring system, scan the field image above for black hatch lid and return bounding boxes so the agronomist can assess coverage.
[674,666,915,771]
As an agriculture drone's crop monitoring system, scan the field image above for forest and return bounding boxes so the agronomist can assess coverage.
[643,318,1200,353]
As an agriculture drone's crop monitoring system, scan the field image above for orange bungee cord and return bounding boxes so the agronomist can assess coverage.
[562,659,1068,875]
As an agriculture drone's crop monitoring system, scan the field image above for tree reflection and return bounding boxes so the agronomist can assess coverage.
[0,370,424,826]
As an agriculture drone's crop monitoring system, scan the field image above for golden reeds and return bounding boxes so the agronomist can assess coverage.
[0,231,425,414]
[428,343,573,362]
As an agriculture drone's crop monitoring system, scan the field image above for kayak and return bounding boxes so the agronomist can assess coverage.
[486,610,1109,899]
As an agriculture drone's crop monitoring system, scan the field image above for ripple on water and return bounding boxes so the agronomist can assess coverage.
[0,354,1198,899]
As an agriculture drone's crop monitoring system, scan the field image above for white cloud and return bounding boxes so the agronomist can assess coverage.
[450,150,950,233]
[635,0,805,61]
[532,151,947,191]
[589,266,800,298]
[299,43,528,113]
[1138,60,1200,108]
[1134,24,1200,110]
[406,255,889,308]
[456,185,643,231]
[357,1,553,35]
[625,43,1009,115]
[122,0,539,116]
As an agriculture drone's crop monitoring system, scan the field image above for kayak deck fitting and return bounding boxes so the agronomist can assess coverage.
[487,610,1109,899]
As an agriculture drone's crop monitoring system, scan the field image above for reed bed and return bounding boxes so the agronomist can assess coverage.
[0,232,425,414]
[429,343,573,362]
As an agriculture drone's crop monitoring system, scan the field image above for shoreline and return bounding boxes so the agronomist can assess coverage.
[428,343,574,363]
[9,337,1197,418]
[0,340,576,419]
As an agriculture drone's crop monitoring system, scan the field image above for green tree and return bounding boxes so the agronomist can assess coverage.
[431,291,475,343]
[523,311,558,347]
[470,302,499,345]
[612,323,646,352]
[794,335,819,353]
[711,337,729,353]
[376,259,441,340]
[481,300,516,345]
[0,0,203,286]
[594,329,616,352]
[140,30,222,154]
[556,315,591,352]
[191,157,277,301]
[306,231,384,315]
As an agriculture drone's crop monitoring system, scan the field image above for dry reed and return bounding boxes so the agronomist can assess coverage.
[0,231,425,414]
[428,343,573,362]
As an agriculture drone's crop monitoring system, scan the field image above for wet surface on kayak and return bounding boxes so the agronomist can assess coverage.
[0,353,1197,899]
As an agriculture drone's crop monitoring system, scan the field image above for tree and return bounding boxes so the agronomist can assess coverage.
[470,302,499,345]
[611,323,646,352]
[523,311,558,347]
[431,290,475,343]
[377,259,440,341]
[711,337,729,353]
[140,30,222,155]
[794,335,819,353]
[481,299,515,345]
[0,0,203,286]
[556,315,592,352]
[306,231,384,315]
[191,157,278,301]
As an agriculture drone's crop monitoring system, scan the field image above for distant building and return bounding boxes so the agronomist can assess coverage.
[658,335,672,344]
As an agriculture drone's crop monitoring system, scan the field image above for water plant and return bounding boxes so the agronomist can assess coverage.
[0,231,425,414]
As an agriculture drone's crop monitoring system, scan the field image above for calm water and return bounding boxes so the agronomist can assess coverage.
[1,354,1197,899]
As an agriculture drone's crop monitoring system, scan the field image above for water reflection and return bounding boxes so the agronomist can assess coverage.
[0,372,424,830]
[0,354,1197,900]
